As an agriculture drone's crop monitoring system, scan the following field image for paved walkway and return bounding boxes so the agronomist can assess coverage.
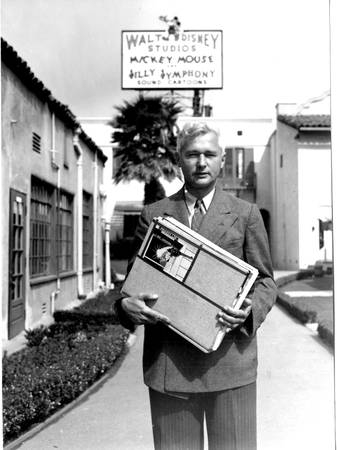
[7,272,335,450]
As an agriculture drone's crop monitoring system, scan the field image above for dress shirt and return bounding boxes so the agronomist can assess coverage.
[184,187,215,227]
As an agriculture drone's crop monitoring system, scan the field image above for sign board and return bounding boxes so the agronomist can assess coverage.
[121,30,223,90]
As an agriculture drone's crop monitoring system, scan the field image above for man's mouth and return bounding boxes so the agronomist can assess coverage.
[194,172,208,177]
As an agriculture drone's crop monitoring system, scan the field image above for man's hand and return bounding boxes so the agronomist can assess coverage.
[121,294,171,325]
[217,298,252,331]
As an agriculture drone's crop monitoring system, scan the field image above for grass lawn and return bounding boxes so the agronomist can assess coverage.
[281,275,333,292]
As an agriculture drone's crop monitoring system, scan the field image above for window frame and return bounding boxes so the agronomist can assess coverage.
[57,190,74,273]
[29,177,74,279]
[30,178,56,277]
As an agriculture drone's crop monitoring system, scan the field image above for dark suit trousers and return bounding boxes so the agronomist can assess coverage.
[149,382,256,450]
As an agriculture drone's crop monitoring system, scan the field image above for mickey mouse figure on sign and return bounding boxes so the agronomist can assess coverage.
[159,16,181,40]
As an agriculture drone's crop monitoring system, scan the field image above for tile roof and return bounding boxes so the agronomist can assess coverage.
[278,114,330,130]
[1,38,107,163]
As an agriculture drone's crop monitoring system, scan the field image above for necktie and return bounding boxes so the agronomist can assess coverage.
[191,199,205,231]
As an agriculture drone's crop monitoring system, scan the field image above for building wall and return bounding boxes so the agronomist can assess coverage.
[2,63,105,340]
[269,121,331,270]
[270,121,300,269]
[297,134,331,268]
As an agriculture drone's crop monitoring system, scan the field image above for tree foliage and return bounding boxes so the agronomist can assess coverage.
[110,94,183,203]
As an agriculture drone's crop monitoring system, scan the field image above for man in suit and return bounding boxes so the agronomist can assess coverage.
[116,122,277,450]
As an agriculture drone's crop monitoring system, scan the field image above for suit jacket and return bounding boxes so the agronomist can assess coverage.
[119,183,277,394]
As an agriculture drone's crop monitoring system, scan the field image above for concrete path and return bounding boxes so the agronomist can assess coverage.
[8,273,335,450]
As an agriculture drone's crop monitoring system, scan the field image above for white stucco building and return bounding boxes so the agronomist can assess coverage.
[80,97,331,272]
[2,39,107,341]
[269,102,331,269]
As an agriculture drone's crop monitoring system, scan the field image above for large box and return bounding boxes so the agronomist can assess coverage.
[121,216,258,353]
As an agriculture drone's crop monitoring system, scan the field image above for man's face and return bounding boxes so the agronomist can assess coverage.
[178,132,225,196]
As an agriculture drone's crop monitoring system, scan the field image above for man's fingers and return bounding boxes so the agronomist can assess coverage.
[142,305,170,324]
[121,294,170,325]
[217,305,250,328]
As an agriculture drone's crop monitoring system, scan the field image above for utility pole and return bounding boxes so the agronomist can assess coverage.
[193,89,202,117]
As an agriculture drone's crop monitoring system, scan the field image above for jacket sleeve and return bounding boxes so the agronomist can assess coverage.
[239,204,277,337]
[114,206,152,330]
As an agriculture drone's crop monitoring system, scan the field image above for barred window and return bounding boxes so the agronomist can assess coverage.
[57,192,73,272]
[30,179,55,277]
[30,177,74,278]
[83,192,93,268]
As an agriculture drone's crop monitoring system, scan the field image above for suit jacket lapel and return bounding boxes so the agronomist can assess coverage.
[161,188,190,227]
[198,185,238,244]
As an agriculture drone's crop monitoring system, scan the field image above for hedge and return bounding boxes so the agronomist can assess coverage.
[2,289,128,445]
[53,287,122,324]
[277,272,333,348]
[317,319,334,348]
[277,291,317,324]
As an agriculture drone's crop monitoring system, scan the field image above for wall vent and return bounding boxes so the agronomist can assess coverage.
[32,132,41,153]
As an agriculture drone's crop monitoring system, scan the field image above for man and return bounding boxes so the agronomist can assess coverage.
[116,122,277,450]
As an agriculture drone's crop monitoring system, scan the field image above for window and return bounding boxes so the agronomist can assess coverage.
[83,192,93,268]
[30,177,74,278]
[222,147,255,188]
[57,192,73,272]
[236,148,244,179]
[224,147,233,180]
[30,179,55,276]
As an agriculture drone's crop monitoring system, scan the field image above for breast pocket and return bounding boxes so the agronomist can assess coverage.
[217,232,244,257]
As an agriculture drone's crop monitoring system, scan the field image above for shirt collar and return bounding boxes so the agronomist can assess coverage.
[184,187,215,215]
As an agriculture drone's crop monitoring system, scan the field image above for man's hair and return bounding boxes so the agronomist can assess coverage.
[177,122,220,153]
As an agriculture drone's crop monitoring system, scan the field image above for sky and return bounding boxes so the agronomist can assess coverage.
[1,0,331,120]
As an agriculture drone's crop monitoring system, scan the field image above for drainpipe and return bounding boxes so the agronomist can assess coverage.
[50,111,61,313]
[73,128,85,299]
[93,152,98,288]
[104,220,111,287]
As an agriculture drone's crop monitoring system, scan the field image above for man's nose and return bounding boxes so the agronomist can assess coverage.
[197,154,206,167]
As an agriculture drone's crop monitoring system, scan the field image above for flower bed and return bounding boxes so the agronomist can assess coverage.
[3,289,128,445]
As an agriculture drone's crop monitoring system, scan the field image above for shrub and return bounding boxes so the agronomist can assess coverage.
[2,322,128,444]
[53,289,122,325]
[25,325,49,347]
[318,319,334,348]
[277,292,317,324]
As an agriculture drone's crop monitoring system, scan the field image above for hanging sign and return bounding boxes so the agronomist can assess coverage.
[121,30,223,90]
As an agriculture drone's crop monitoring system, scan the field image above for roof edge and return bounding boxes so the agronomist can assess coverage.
[1,38,107,163]
[278,114,331,130]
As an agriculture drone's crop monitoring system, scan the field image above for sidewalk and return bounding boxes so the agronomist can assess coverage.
[7,272,335,450]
